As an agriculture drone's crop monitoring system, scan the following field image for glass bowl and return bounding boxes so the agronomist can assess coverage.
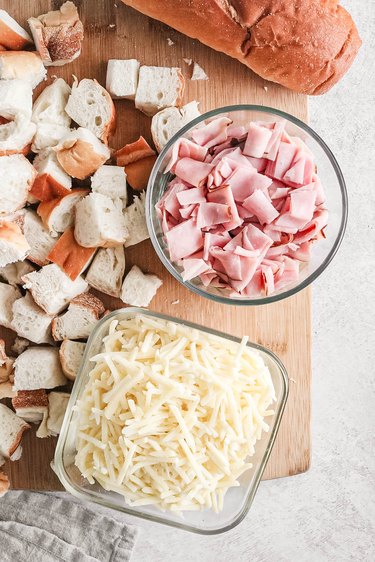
[54,308,288,535]
[146,105,348,305]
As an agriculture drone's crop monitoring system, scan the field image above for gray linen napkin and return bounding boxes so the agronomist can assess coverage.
[0,491,138,562]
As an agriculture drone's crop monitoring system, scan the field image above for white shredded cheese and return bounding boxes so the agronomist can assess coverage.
[75,314,275,513]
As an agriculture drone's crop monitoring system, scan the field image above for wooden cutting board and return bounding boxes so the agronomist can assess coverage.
[3,0,310,490]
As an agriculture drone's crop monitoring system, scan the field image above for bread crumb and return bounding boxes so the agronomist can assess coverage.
[167,38,175,46]
[171,299,180,305]
[191,62,208,81]
[108,23,116,29]
[183,58,192,65]
[289,377,297,384]
[264,86,268,92]
[114,2,118,6]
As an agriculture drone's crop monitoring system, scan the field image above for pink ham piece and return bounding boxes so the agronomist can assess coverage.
[165,138,208,173]
[181,258,210,281]
[165,219,204,261]
[265,141,298,180]
[207,185,242,231]
[242,189,279,225]
[243,122,273,158]
[174,158,213,188]
[176,186,206,206]
[191,117,232,149]
[196,202,232,229]
[263,120,285,161]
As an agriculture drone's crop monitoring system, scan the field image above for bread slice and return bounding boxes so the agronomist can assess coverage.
[12,389,48,423]
[74,192,128,248]
[13,346,67,391]
[135,66,185,116]
[0,78,33,121]
[65,78,115,143]
[91,165,127,203]
[0,9,33,50]
[0,403,30,459]
[106,59,140,99]
[52,292,105,341]
[47,227,96,281]
[151,101,201,152]
[37,188,89,236]
[46,391,70,436]
[31,78,71,152]
[23,209,58,266]
[22,263,88,315]
[0,154,37,213]
[31,149,72,202]
[0,260,34,286]
[85,246,125,298]
[123,191,149,248]
[59,340,85,380]
[28,1,84,66]
[0,221,30,267]
[120,265,162,307]
[0,51,46,89]
[115,136,155,167]
[54,127,111,179]
[11,292,53,345]
[11,337,30,356]
[0,282,21,329]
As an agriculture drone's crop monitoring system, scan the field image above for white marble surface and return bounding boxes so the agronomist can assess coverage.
[7,1,375,560]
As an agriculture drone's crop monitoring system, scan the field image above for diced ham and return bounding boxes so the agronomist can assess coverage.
[261,265,275,295]
[196,202,232,229]
[243,123,273,158]
[227,125,247,141]
[164,182,187,220]
[181,258,210,281]
[242,190,279,225]
[191,117,232,149]
[265,141,298,180]
[165,138,207,173]
[176,186,206,206]
[246,156,268,172]
[210,247,242,281]
[263,120,285,161]
[179,204,197,219]
[165,219,204,261]
[174,158,213,187]
[207,185,242,231]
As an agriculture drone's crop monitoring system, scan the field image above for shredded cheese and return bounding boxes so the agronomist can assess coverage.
[74,314,276,513]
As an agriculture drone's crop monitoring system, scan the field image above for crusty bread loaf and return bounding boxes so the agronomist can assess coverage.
[0,9,33,50]
[0,282,21,330]
[11,292,53,345]
[37,188,89,236]
[47,227,96,280]
[120,265,162,307]
[122,0,361,95]
[0,51,46,89]
[59,339,85,380]
[13,346,67,391]
[52,292,105,341]
[0,403,30,459]
[23,209,58,267]
[85,246,125,298]
[0,221,30,268]
[0,154,37,214]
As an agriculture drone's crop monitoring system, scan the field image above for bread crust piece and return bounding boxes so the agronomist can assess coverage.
[0,470,9,497]
[12,389,48,411]
[0,221,30,267]
[0,403,30,458]
[0,10,33,50]
[47,227,96,280]
[122,0,361,95]
[125,155,157,191]
[115,136,155,166]
[37,188,89,232]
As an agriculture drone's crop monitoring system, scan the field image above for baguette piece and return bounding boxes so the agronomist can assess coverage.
[123,192,149,248]
[54,127,111,180]
[31,149,72,202]
[46,391,70,436]
[122,0,361,96]
[0,117,36,157]
[0,154,37,213]
[59,340,85,380]
[0,9,33,50]
[28,1,84,66]
[22,263,88,315]
[151,101,201,152]
[0,78,33,121]
[37,188,89,236]
[85,246,125,298]
[13,346,67,391]
[120,265,162,307]
[31,78,72,152]
[0,260,34,286]
[0,282,21,329]
[0,403,30,459]
[0,51,46,89]
[91,166,127,203]
[47,227,96,281]
[0,221,29,267]
[125,155,157,191]
[65,78,115,144]
[135,66,185,116]
[106,59,140,99]
[11,292,53,345]
[74,193,128,248]
[115,136,155,167]
[52,292,105,341]
[23,209,58,267]
[12,389,48,423]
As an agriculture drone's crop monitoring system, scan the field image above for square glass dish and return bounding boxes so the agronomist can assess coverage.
[54,308,289,535]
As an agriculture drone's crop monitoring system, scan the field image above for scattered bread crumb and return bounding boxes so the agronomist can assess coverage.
[191,62,208,81]
[183,58,193,65]
[108,23,116,29]
[167,38,175,46]
[114,2,118,6]
[171,299,180,305]
[289,377,297,384]
[264,86,268,92]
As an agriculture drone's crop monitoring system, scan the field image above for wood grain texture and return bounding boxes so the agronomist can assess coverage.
[2,0,310,490]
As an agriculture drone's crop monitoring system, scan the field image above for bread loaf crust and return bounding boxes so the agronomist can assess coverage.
[122,0,361,95]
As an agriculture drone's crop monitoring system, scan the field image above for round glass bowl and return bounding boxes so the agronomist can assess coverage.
[146,105,348,305]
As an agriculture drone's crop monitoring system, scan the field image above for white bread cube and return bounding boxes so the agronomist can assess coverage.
[23,210,57,266]
[12,389,48,423]
[32,149,72,201]
[151,101,201,152]
[22,263,88,315]
[91,165,127,203]
[85,246,125,298]
[106,59,140,99]
[135,66,185,116]
[0,118,36,157]
[120,265,162,307]
[54,128,111,180]
[123,191,149,248]
[0,9,33,50]
[65,78,115,144]
[74,193,128,248]
[11,292,53,345]
[13,347,67,391]
[37,188,88,237]
[0,260,34,286]
[0,404,29,460]
[0,155,37,214]
[0,282,21,329]
[0,221,30,267]
[52,292,105,341]
[46,392,70,436]
[0,79,33,121]
[59,340,85,381]
[0,51,46,89]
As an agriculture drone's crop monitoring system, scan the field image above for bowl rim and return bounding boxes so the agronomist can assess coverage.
[146,104,348,306]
